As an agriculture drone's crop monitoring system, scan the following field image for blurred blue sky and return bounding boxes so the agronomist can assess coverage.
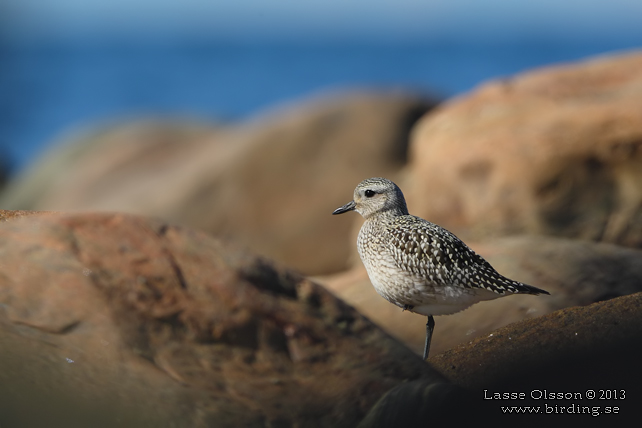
[3,0,642,43]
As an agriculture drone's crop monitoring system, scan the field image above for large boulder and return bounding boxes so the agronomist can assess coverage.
[431,291,642,391]
[319,235,642,355]
[0,92,436,275]
[0,210,438,428]
[406,51,642,248]
[360,293,642,426]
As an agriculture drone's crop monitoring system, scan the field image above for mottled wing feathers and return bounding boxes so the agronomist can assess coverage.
[387,216,548,296]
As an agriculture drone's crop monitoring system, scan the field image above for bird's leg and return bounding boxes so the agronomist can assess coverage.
[423,315,435,361]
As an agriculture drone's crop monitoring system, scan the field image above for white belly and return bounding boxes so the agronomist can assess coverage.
[362,255,502,316]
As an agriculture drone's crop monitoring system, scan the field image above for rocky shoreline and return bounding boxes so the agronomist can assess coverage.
[1,51,641,426]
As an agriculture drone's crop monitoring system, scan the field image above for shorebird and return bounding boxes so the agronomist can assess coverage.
[332,177,549,360]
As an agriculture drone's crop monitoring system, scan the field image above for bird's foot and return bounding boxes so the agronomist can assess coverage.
[402,304,414,312]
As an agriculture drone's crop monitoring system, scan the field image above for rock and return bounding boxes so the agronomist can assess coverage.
[356,378,468,428]
[406,51,642,248]
[0,121,221,212]
[360,293,642,426]
[0,208,56,221]
[0,211,438,427]
[318,235,642,356]
[430,292,642,392]
[0,92,437,275]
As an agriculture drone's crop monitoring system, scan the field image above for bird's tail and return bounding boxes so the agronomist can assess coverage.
[516,282,550,295]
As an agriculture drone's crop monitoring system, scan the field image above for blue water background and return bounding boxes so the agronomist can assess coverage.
[0,39,640,174]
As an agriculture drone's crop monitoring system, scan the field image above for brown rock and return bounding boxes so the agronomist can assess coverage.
[0,211,437,427]
[319,235,642,356]
[0,121,221,212]
[0,92,436,275]
[359,293,642,426]
[0,208,56,221]
[431,292,642,391]
[406,51,642,248]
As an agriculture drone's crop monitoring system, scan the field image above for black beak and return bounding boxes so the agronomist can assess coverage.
[332,200,356,215]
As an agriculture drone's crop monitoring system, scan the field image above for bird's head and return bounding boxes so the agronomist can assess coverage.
[332,177,408,219]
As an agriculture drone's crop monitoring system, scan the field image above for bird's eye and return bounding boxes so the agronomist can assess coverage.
[364,189,375,197]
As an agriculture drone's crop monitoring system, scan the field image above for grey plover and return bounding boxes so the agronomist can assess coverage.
[332,177,549,360]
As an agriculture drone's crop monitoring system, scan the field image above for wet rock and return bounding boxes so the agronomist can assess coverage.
[406,51,642,248]
[0,211,437,428]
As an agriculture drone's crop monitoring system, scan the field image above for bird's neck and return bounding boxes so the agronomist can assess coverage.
[363,207,408,222]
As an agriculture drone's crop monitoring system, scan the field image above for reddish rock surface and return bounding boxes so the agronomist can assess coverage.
[0,92,436,275]
[406,51,642,248]
[0,211,438,428]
